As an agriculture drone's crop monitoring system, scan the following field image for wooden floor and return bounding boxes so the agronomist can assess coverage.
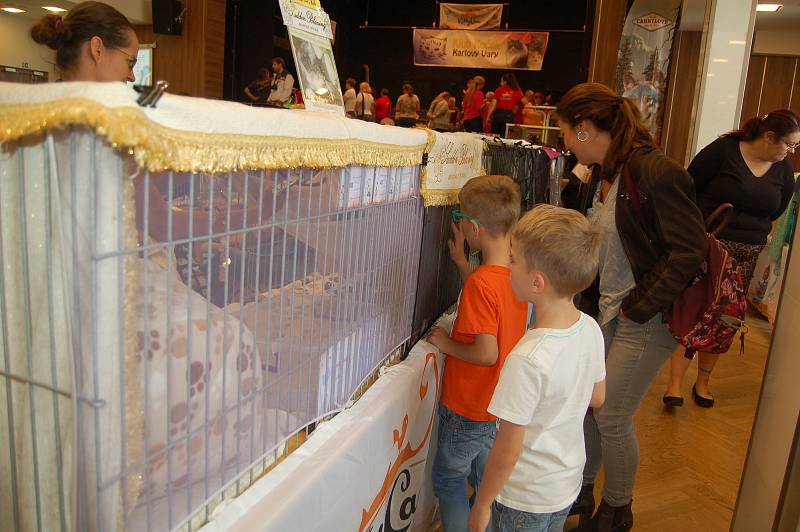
[567,310,773,531]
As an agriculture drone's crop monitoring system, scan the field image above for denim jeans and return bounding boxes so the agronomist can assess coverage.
[582,313,676,506]
[432,404,497,531]
[491,501,570,532]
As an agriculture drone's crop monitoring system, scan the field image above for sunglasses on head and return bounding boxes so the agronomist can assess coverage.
[450,210,481,226]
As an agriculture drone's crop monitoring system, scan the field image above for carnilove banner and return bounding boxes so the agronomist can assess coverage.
[615,0,682,142]
[413,29,549,71]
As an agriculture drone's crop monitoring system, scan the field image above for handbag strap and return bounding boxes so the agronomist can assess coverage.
[705,203,733,236]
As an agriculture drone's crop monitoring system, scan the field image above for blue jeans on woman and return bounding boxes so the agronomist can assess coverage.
[432,404,496,531]
[582,312,677,506]
[492,501,570,532]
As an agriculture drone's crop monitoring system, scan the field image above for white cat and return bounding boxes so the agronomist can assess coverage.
[418,36,447,63]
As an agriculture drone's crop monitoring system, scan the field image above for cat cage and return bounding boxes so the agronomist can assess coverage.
[0,121,425,531]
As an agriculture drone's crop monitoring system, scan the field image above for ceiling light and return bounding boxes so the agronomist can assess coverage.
[729,40,746,45]
[42,6,67,12]
[756,4,783,12]
[712,58,729,63]
[1,7,26,13]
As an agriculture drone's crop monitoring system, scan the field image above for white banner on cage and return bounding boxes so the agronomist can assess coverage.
[421,131,486,207]
[201,332,446,532]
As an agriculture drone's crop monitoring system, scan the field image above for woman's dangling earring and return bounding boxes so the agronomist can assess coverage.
[577,130,589,142]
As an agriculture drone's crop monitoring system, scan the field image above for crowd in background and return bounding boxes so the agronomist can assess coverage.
[243,65,554,136]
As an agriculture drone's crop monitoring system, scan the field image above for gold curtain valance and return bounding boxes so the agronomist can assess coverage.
[0,99,428,173]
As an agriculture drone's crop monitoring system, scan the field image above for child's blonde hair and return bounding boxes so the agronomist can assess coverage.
[458,175,521,236]
[512,204,600,297]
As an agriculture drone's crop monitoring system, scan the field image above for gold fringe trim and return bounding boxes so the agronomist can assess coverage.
[0,99,427,172]
[422,189,463,208]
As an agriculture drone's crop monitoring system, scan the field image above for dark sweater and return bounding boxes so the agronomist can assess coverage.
[689,136,795,245]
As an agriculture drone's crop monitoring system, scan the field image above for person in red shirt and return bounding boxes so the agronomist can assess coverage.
[374,88,393,123]
[462,75,486,133]
[492,73,524,137]
[427,175,528,532]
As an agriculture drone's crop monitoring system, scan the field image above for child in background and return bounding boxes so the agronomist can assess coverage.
[343,77,357,118]
[467,205,606,532]
[427,175,528,531]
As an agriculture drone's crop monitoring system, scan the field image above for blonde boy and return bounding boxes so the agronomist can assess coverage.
[467,205,606,532]
[427,175,528,532]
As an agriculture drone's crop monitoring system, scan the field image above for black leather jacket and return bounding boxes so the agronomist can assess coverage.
[570,146,708,324]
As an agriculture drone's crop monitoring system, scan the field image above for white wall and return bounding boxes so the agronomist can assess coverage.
[733,222,800,529]
[0,13,57,81]
[753,31,800,56]
[691,0,758,159]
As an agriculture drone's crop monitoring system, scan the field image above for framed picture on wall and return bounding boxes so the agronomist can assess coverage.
[288,27,344,114]
[132,44,155,87]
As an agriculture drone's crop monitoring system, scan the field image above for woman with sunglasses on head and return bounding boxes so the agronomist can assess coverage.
[664,109,800,409]
[31,1,139,83]
[556,83,708,531]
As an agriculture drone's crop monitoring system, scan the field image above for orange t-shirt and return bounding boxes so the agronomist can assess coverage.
[441,265,528,421]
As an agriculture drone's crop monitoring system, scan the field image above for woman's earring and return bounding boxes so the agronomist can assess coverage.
[577,130,589,142]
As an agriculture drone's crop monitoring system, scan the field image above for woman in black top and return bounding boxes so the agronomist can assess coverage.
[665,109,799,408]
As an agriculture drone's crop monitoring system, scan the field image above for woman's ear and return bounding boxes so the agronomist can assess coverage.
[764,130,780,144]
[89,36,103,63]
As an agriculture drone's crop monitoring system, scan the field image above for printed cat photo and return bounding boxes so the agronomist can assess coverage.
[418,36,447,63]
[506,38,529,69]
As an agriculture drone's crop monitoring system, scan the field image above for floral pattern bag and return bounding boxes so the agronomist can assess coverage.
[623,165,747,358]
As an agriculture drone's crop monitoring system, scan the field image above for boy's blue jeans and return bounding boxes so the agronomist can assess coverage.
[432,404,496,531]
[491,501,570,532]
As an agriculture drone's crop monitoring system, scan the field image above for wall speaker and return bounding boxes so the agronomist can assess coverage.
[152,0,184,35]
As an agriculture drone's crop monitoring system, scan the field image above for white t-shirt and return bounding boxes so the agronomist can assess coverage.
[488,312,605,513]
[343,87,357,113]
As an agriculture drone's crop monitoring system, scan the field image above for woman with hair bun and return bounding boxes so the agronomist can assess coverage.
[30,1,139,83]
[664,109,799,409]
[556,83,708,531]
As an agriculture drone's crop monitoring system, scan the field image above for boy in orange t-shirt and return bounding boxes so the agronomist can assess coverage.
[427,175,528,531]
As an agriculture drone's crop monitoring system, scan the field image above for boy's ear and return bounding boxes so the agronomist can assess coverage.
[468,219,481,236]
[531,271,547,294]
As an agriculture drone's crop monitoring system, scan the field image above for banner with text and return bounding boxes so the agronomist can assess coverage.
[279,0,333,39]
[413,29,549,70]
[615,0,681,143]
[422,131,486,207]
[439,3,503,30]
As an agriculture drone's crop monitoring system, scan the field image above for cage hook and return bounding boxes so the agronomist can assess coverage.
[135,80,170,108]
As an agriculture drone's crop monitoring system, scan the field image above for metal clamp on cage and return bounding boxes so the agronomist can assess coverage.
[135,80,170,108]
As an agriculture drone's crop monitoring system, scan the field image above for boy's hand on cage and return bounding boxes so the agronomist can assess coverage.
[447,222,467,265]
[426,326,450,351]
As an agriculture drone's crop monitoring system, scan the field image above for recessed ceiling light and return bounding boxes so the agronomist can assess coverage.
[42,6,67,12]
[712,58,729,63]
[1,7,27,13]
[729,40,747,45]
[756,4,783,12]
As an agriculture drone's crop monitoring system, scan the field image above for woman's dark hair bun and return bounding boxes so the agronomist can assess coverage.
[30,14,68,50]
